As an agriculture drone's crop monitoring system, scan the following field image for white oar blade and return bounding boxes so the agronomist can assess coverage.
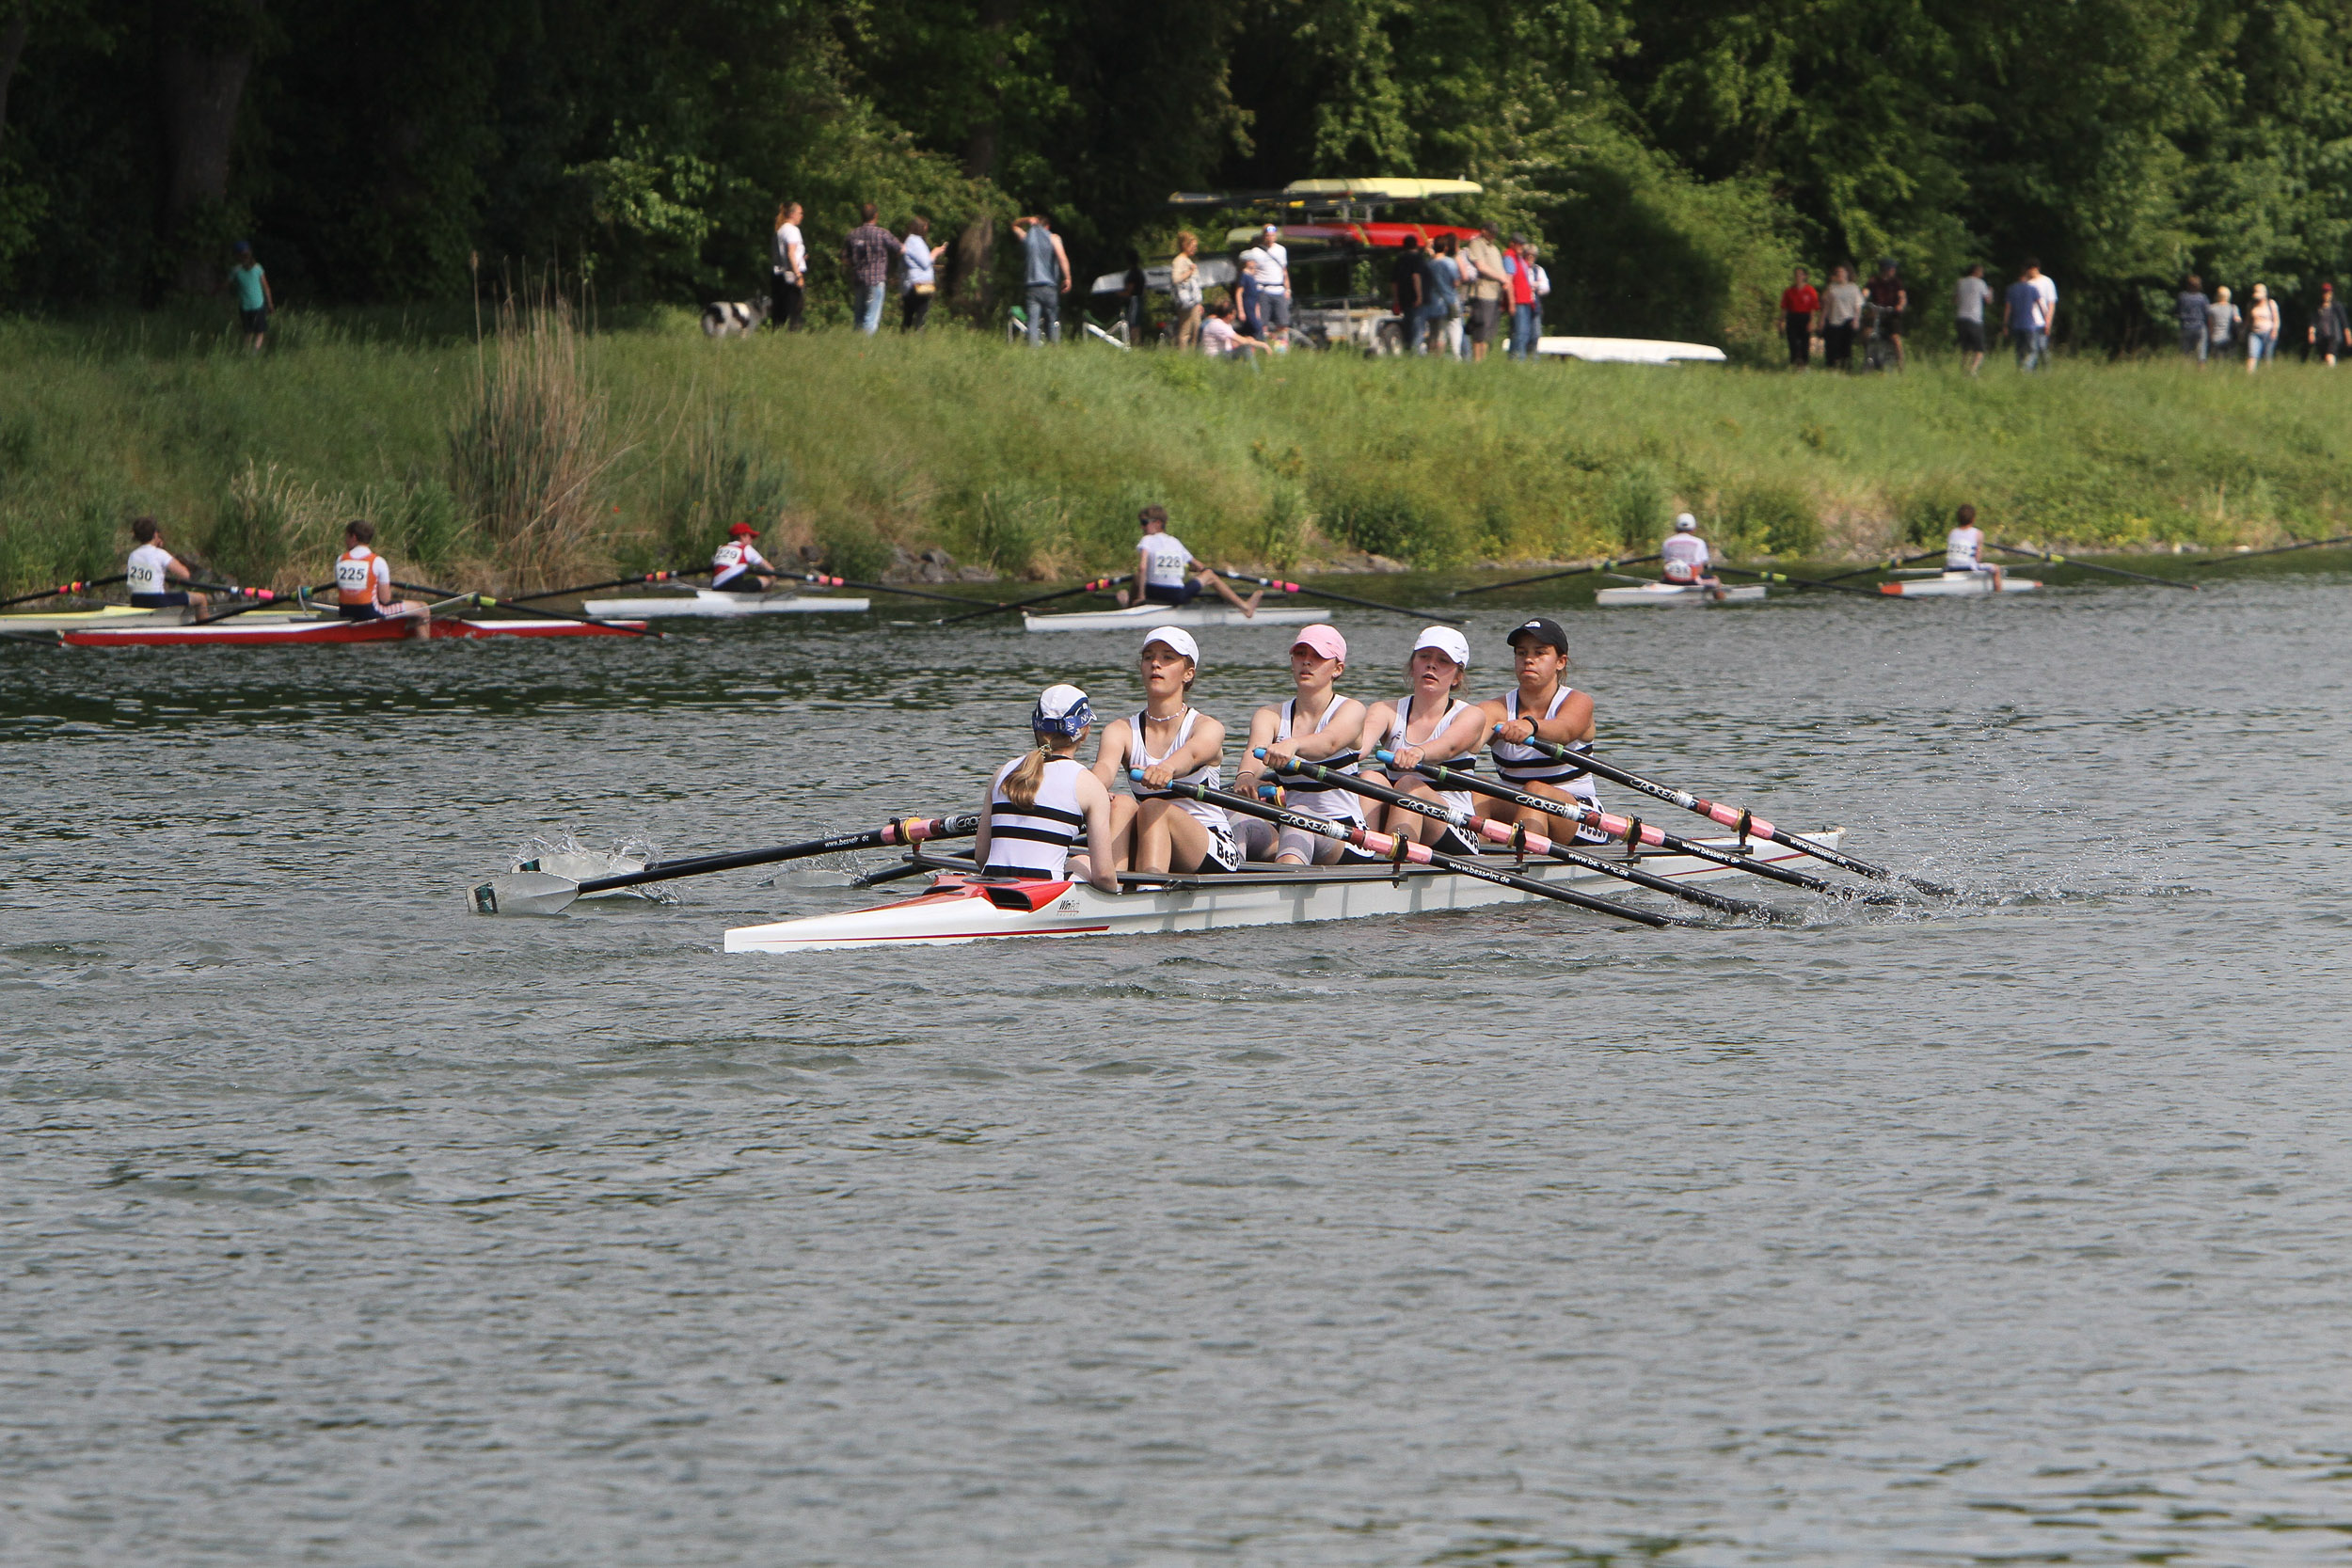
[469,872,580,917]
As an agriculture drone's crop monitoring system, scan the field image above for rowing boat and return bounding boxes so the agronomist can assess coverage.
[1024,602,1324,632]
[0,604,189,632]
[57,614,648,647]
[1594,582,1767,608]
[1878,571,2042,597]
[579,589,870,618]
[723,830,1843,952]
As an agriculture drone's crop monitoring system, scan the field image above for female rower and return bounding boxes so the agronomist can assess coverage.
[1089,626,1243,876]
[1359,626,1490,849]
[1229,624,1366,864]
[1480,616,1608,843]
[972,684,1121,894]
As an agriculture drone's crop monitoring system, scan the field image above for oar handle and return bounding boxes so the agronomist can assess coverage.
[575,814,980,894]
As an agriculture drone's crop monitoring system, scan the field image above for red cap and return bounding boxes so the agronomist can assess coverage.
[729,522,759,538]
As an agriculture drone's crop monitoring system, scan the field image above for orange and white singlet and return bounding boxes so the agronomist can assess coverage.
[336,545,390,607]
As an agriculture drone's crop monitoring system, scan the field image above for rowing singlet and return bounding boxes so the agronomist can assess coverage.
[126,543,173,597]
[1138,532,1193,592]
[1661,532,1711,583]
[711,539,770,587]
[1273,697,1363,826]
[1493,688,1604,832]
[1128,707,1244,868]
[986,755,1087,879]
[1387,694,1481,816]
[1947,525,1986,571]
[336,545,390,607]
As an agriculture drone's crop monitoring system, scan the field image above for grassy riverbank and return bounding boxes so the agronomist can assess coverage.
[3,304,2348,596]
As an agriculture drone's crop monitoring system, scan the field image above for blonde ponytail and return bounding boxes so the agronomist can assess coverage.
[1003,744,1053,807]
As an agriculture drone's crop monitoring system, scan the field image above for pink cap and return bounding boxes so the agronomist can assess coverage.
[1290,624,1347,662]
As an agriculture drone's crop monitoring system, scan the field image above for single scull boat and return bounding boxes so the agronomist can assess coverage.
[1025,602,1323,632]
[1595,582,1767,608]
[1878,571,2042,597]
[56,613,647,647]
[580,589,870,618]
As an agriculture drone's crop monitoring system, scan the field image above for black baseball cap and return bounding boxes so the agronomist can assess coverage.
[1507,617,1569,654]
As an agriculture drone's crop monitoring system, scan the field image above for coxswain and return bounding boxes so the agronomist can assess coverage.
[1114,504,1263,617]
[972,684,1121,893]
[1945,503,2004,587]
[1089,626,1244,876]
[710,521,776,593]
[1359,626,1491,850]
[333,521,429,622]
[1480,617,1608,844]
[1661,511,1725,600]
[1229,624,1366,864]
[125,516,210,614]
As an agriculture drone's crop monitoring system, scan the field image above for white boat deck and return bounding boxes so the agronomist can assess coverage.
[581,590,870,617]
[1595,582,1767,608]
[1025,602,1325,632]
[1880,572,2042,597]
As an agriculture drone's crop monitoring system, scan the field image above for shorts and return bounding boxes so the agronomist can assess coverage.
[130,591,190,608]
[1196,816,1244,872]
[1261,293,1292,328]
[1142,578,1202,606]
[338,602,397,621]
[1469,296,1502,343]
[712,572,768,593]
[1956,319,1985,352]
[240,308,269,334]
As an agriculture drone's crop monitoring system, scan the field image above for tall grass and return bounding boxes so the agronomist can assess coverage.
[4,307,2349,598]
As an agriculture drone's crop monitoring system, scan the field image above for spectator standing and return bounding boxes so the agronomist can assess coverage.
[1821,264,1863,369]
[2176,274,2209,365]
[1169,231,1204,348]
[1391,234,1428,353]
[1012,214,1070,345]
[2311,281,2348,366]
[2206,285,2239,361]
[2003,258,2050,370]
[898,216,937,333]
[227,240,273,350]
[771,201,807,331]
[1462,226,1509,360]
[1119,249,1148,344]
[2245,283,2279,372]
[1865,257,1908,367]
[1238,225,1291,350]
[1954,264,1993,376]
[1780,266,1820,368]
[844,203,896,335]
[1504,234,1541,359]
[2033,262,2059,342]
[1423,234,1462,356]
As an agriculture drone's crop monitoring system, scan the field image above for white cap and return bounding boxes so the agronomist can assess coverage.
[1142,626,1200,662]
[1675,513,1697,531]
[1411,626,1470,667]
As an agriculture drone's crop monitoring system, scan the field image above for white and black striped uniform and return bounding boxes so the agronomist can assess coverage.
[984,755,1088,879]
[1128,707,1244,870]
[1272,697,1364,827]
[1493,687,1607,843]
[1383,694,1484,850]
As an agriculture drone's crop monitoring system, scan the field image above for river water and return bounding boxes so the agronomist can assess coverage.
[4,570,2349,1566]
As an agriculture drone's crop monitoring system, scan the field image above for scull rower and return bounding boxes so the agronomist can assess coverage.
[1230,623,1366,864]
[333,521,428,623]
[1114,503,1263,617]
[1359,626,1489,850]
[1661,511,1725,600]
[1481,616,1608,844]
[972,684,1121,893]
[125,516,210,614]
[1089,626,1244,876]
[710,521,777,593]
[1945,503,2004,588]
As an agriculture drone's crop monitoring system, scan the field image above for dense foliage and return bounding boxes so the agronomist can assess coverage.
[5,0,2352,347]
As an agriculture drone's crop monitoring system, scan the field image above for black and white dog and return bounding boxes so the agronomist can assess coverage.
[701,299,769,338]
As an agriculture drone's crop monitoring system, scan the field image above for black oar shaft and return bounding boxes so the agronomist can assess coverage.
[1233,576,1465,625]
[933,575,1130,626]
[785,571,983,608]
[1814,551,1942,586]
[2190,533,2352,568]
[1991,541,2197,590]
[576,814,980,895]
[1716,564,1912,601]
[190,581,335,626]
[394,581,658,637]
[507,569,697,604]
[0,573,128,610]
[1454,555,1661,595]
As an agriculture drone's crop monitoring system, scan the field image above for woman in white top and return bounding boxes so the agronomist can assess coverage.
[1480,617,1608,844]
[1821,264,1865,370]
[1660,512,1723,598]
[1115,503,1262,615]
[899,216,936,333]
[1089,626,1244,876]
[1358,626,1491,849]
[2246,283,2279,372]
[1229,624,1366,864]
[124,515,209,611]
[1169,230,1204,349]
[973,684,1120,893]
[1944,503,2004,588]
[2207,286,2239,355]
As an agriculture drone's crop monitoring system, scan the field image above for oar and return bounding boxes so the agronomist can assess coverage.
[2189,533,2352,569]
[1382,751,1891,902]
[1139,771,1688,928]
[932,575,1131,626]
[1225,575,1466,626]
[393,581,659,638]
[1812,550,1944,586]
[0,573,127,610]
[469,813,980,916]
[775,570,984,609]
[1497,728,1954,895]
[188,583,329,626]
[1454,555,1661,595]
[0,626,62,646]
[1715,563,1915,602]
[1258,751,1781,918]
[505,569,700,604]
[1990,541,2197,590]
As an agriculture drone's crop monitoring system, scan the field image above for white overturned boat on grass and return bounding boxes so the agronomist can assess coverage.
[580,588,870,618]
[1025,601,1324,632]
[1879,570,2042,597]
[723,831,1842,953]
[1595,581,1767,608]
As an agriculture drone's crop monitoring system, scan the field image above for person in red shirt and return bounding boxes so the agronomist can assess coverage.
[1780,267,1820,368]
[1506,235,1542,359]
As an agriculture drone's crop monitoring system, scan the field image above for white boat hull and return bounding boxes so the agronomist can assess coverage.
[581,590,870,617]
[1880,572,2041,597]
[1025,603,1325,632]
[1595,583,1767,608]
[723,831,1845,953]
